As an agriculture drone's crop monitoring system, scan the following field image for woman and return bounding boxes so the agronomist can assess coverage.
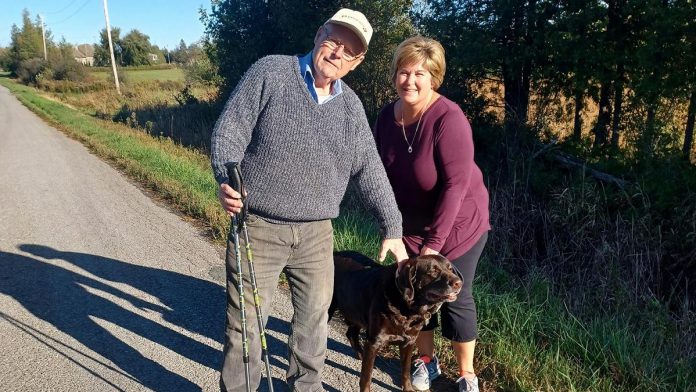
[373,36,491,392]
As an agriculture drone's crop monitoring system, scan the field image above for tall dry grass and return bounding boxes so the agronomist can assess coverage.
[484,164,695,371]
[35,77,220,152]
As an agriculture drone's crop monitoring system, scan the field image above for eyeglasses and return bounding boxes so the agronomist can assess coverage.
[321,37,363,62]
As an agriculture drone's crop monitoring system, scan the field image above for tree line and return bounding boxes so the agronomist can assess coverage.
[422,0,695,161]
[93,27,161,67]
[0,9,204,82]
[93,31,204,67]
[202,0,695,163]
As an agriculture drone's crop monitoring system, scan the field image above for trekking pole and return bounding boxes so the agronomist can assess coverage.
[225,164,251,392]
[225,163,274,392]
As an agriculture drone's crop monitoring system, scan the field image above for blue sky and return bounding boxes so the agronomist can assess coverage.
[1,0,212,50]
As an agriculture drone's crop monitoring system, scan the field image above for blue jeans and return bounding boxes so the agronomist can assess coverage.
[220,214,334,392]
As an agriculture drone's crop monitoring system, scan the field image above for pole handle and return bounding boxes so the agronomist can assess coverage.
[224,162,248,225]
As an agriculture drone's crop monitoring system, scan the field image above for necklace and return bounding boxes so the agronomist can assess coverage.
[400,91,433,154]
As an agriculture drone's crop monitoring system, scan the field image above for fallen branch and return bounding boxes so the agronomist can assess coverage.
[550,151,629,188]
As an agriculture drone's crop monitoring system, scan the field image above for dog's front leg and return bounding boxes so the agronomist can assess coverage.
[359,342,378,392]
[399,343,416,392]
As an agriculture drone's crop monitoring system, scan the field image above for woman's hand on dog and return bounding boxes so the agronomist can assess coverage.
[420,246,440,256]
[379,238,408,266]
[218,183,246,216]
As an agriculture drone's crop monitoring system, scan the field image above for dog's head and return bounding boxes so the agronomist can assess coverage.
[396,254,462,306]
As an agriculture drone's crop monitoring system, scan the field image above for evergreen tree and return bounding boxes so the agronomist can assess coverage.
[8,10,47,75]
[201,0,278,91]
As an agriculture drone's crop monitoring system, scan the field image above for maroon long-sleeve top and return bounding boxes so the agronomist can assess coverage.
[374,96,491,259]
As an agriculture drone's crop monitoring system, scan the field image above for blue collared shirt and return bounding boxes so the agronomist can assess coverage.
[298,52,343,104]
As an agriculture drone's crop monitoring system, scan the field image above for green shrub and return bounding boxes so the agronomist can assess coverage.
[51,58,88,82]
[183,57,222,87]
[88,63,177,72]
[174,85,199,106]
[0,48,10,71]
[36,78,111,94]
[16,57,47,84]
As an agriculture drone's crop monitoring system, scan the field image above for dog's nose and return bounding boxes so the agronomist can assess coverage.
[452,279,462,291]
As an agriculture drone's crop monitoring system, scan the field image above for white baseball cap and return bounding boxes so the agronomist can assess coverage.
[325,8,373,52]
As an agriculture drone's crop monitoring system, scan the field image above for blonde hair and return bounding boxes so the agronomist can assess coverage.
[391,36,446,90]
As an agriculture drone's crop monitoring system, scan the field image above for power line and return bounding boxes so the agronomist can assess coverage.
[50,0,92,26]
[45,0,80,15]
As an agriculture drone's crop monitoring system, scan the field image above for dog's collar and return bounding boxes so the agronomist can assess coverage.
[423,303,443,321]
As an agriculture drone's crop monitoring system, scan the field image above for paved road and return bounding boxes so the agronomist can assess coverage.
[0,85,404,391]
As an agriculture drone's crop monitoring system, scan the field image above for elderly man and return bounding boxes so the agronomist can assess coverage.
[211,8,408,392]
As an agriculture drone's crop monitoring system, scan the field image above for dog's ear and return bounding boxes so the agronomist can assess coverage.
[396,260,417,305]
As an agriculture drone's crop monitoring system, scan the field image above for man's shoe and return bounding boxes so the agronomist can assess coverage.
[456,375,479,392]
[411,355,441,391]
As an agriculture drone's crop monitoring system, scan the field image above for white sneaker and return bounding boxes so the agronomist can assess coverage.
[411,355,441,391]
[456,375,479,392]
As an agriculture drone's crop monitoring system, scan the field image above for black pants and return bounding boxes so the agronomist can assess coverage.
[421,232,488,342]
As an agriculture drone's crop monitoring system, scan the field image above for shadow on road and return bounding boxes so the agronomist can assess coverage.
[1,245,228,390]
[0,244,406,391]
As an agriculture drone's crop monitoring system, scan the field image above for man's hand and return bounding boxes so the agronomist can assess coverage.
[217,183,244,216]
[379,238,408,264]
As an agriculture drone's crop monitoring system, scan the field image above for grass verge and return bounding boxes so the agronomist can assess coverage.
[1,75,691,392]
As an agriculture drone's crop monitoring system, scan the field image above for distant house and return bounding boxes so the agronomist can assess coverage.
[73,44,95,66]
[148,53,159,63]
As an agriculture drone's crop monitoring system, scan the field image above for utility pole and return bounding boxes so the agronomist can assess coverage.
[39,15,47,61]
[102,0,120,95]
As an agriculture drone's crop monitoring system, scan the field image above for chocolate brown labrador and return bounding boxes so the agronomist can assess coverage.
[329,251,462,392]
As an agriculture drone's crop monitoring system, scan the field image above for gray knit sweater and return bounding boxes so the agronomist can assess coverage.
[211,55,402,239]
